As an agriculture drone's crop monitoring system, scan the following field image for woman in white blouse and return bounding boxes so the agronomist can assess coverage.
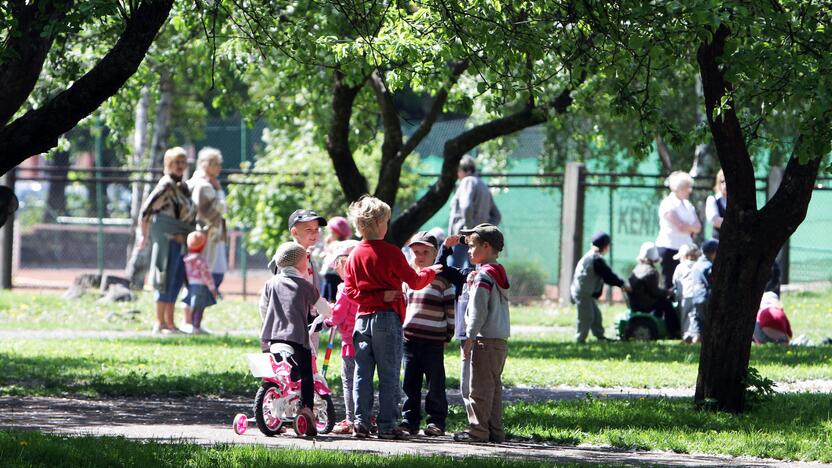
[655,171,701,289]
[705,169,727,240]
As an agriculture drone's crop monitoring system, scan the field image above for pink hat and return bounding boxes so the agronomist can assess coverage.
[327,216,352,239]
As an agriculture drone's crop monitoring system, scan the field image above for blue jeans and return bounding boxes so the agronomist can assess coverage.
[353,310,403,433]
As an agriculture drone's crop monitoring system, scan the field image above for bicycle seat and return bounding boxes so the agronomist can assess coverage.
[269,343,295,357]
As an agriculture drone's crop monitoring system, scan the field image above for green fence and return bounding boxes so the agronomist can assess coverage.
[790,182,832,283]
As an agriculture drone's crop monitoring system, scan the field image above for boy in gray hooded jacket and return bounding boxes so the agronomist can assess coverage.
[452,223,510,444]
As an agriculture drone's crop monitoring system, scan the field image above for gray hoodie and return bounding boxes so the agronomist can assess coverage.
[465,263,511,340]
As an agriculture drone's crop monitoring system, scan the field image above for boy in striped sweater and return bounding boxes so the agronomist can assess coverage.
[399,231,456,437]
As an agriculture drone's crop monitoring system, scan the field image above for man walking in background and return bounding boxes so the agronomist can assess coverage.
[448,155,501,269]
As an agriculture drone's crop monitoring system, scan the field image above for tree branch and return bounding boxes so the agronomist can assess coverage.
[759,132,826,240]
[0,0,74,126]
[369,69,405,206]
[0,0,174,176]
[696,24,758,211]
[400,60,469,158]
[390,86,574,245]
[326,70,370,202]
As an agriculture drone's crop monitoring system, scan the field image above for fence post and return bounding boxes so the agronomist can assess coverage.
[239,118,248,299]
[95,118,105,277]
[0,169,16,289]
[767,166,789,284]
[558,162,585,302]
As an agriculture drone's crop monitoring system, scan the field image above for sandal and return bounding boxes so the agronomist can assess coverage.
[332,419,353,434]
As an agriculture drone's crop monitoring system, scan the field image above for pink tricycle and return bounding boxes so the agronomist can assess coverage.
[235,342,336,437]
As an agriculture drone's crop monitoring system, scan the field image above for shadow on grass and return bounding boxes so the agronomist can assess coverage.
[0,351,307,398]
[445,393,832,459]
[465,338,832,367]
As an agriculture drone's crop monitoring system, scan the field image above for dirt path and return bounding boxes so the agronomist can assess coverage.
[0,395,828,467]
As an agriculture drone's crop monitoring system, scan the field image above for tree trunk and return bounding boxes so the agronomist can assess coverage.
[130,86,150,221]
[44,150,70,221]
[326,71,369,202]
[124,71,173,289]
[694,24,825,412]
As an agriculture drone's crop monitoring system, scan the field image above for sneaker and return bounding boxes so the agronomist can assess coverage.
[181,323,194,334]
[423,423,444,437]
[397,422,418,435]
[151,324,163,335]
[332,419,353,435]
[378,428,410,440]
[369,415,378,434]
[353,423,370,439]
[453,431,487,443]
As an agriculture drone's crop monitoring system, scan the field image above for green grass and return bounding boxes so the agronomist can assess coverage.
[0,290,263,332]
[443,394,832,462]
[0,430,563,468]
[2,287,828,343]
[2,334,831,397]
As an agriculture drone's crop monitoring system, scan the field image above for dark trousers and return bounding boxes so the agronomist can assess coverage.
[657,247,679,290]
[271,340,314,410]
[401,340,448,429]
[651,297,681,339]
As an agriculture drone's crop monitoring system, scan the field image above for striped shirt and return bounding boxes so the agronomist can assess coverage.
[403,275,455,343]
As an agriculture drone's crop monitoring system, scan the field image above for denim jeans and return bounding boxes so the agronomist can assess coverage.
[401,340,447,429]
[353,310,403,433]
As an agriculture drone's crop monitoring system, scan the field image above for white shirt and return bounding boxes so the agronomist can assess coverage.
[705,193,726,225]
[655,193,697,250]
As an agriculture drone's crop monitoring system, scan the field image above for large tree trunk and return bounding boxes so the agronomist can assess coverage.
[694,24,824,412]
[44,150,70,221]
[0,0,174,176]
[124,71,173,289]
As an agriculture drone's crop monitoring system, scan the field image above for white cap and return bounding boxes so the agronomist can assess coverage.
[323,240,360,271]
[637,241,660,262]
[672,243,700,260]
[760,291,781,309]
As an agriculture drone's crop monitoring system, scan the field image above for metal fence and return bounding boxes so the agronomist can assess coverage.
[5,163,832,296]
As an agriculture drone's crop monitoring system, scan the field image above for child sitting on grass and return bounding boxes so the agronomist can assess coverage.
[343,195,442,440]
[260,241,331,436]
[453,223,510,444]
[398,231,455,437]
[183,231,218,335]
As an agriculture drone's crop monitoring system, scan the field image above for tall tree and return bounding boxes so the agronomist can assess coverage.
[0,0,174,176]
[220,0,588,245]
[568,0,832,411]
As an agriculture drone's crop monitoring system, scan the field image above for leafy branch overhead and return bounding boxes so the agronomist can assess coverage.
[0,0,175,175]
[221,0,588,244]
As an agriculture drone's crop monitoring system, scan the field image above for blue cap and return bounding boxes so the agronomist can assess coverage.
[591,231,611,249]
[702,239,719,255]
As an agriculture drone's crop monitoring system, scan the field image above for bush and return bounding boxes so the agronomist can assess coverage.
[503,259,546,303]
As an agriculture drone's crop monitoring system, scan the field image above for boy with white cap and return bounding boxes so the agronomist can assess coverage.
[672,243,701,342]
[686,239,718,343]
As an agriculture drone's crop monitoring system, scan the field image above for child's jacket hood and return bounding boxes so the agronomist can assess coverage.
[482,263,510,289]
